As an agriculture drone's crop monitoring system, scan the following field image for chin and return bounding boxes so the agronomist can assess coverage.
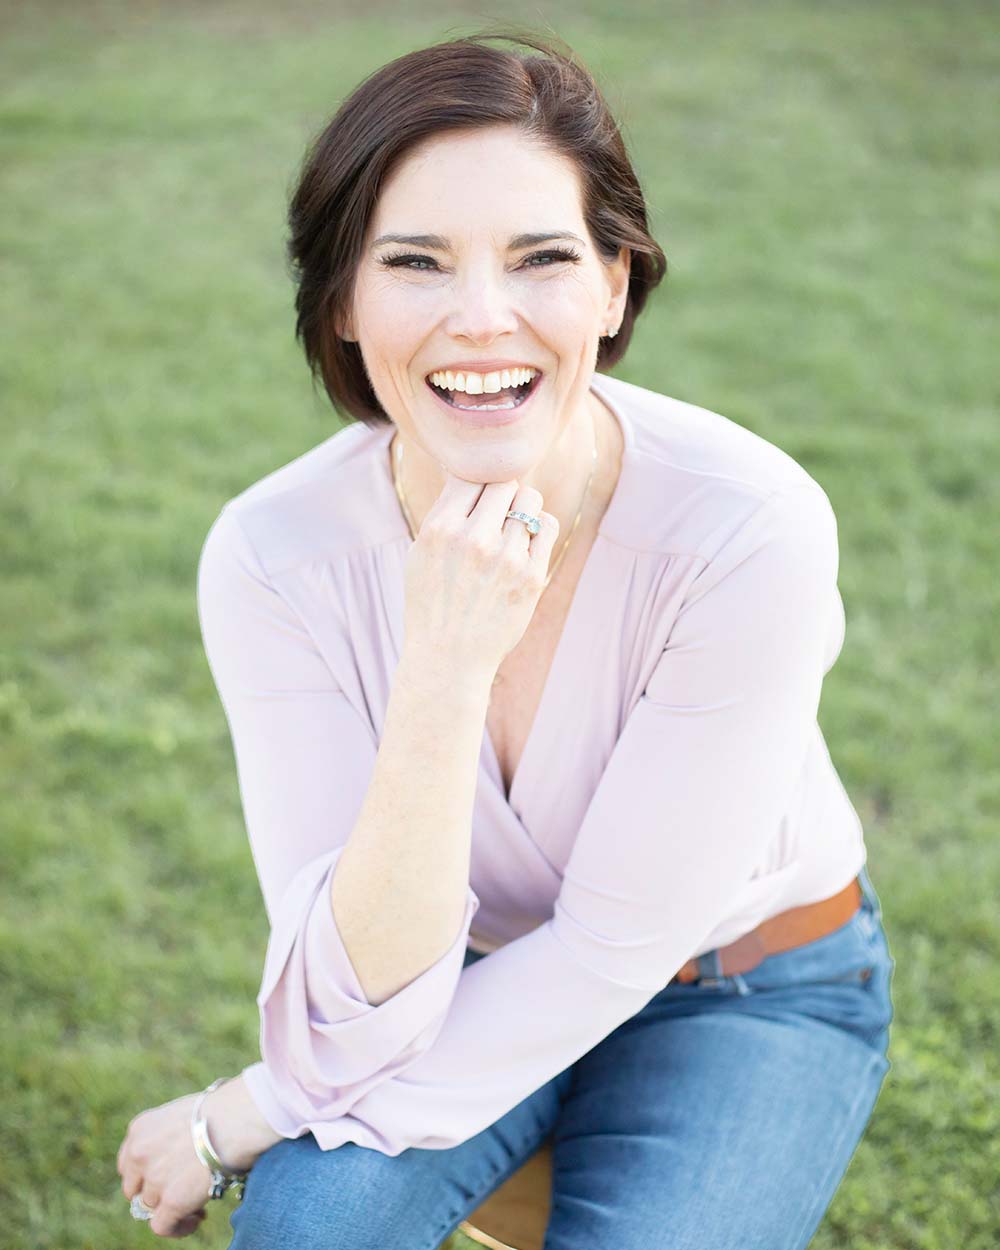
[444,448,538,486]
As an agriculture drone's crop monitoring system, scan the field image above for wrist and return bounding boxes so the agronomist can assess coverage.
[397,641,496,701]
[202,1074,284,1172]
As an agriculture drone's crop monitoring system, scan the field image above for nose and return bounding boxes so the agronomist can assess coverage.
[443,264,521,344]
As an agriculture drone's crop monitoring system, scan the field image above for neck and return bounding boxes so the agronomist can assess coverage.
[391,388,619,543]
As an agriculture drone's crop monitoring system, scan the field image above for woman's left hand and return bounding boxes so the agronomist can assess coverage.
[117,1075,282,1238]
[116,1090,215,1239]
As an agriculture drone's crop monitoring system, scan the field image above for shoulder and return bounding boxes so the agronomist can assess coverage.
[592,373,836,565]
[200,419,402,579]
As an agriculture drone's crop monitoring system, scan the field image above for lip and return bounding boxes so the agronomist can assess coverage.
[425,371,543,428]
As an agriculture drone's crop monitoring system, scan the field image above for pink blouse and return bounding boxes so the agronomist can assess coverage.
[196,371,867,1155]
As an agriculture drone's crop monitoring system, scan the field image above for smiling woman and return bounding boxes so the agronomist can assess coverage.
[287,38,666,434]
[316,110,654,528]
[175,23,895,1250]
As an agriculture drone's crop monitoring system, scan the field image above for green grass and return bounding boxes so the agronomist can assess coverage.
[2,1,997,1246]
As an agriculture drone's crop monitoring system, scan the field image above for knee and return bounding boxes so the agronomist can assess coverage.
[226,1136,369,1250]
[224,1133,444,1250]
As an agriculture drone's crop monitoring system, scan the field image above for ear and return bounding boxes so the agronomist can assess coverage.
[603,246,631,333]
[334,309,356,343]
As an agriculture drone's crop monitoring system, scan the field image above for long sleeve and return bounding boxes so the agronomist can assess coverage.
[196,504,480,1141]
[261,481,844,1154]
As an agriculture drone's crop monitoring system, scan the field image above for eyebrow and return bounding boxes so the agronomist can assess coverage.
[370,231,586,251]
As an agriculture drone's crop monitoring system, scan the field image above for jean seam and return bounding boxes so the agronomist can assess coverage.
[781,1049,888,1250]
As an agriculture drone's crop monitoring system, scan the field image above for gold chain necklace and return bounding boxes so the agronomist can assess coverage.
[390,405,598,594]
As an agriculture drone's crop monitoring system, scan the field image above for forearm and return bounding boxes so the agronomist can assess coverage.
[330,643,494,1005]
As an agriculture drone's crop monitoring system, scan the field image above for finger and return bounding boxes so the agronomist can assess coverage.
[151,1209,205,1238]
[468,479,526,534]
[423,469,491,523]
[500,485,544,546]
[120,1167,144,1201]
[172,1212,207,1237]
[525,512,560,577]
[149,1201,186,1237]
[117,1138,142,1179]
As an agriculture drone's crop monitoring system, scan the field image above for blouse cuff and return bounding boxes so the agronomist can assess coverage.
[250,846,481,1133]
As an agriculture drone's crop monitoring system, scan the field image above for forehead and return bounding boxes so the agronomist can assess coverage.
[370,127,585,237]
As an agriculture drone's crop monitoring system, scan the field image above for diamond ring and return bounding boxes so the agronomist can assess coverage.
[130,1194,156,1221]
[505,509,542,535]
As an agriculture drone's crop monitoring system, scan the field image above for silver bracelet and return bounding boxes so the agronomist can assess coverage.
[190,1077,250,1201]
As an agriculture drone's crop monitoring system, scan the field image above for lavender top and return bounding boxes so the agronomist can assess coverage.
[196,371,866,1155]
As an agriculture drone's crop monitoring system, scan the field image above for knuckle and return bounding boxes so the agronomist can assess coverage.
[465,534,496,563]
[415,520,447,550]
[421,517,447,540]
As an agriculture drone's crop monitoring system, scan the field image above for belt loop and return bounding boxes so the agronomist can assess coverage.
[858,865,882,916]
[696,948,724,986]
[729,972,751,997]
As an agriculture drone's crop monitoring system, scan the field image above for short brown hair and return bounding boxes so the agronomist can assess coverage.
[286,26,669,429]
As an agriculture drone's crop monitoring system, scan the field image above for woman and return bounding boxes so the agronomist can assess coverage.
[116,28,895,1248]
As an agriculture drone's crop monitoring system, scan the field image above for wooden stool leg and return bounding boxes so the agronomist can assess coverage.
[457,1137,554,1250]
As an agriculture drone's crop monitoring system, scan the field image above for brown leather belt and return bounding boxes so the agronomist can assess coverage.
[670,874,863,983]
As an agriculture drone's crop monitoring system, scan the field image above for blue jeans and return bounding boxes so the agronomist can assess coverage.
[228,865,894,1250]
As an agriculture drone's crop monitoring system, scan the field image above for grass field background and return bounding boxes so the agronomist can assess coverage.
[2,1,997,1246]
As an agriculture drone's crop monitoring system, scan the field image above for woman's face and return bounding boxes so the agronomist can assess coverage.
[338,124,630,484]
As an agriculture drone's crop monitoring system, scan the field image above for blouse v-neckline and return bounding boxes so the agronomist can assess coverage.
[379,374,636,821]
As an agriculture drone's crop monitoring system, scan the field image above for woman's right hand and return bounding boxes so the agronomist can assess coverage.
[401,472,559,681]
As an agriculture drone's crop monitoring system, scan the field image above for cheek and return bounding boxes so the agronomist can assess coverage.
[358,277,428,339]
[529,279,601,332]
[359,301,426,377]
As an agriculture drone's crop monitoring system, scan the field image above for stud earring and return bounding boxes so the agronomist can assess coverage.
[605,326,619,338]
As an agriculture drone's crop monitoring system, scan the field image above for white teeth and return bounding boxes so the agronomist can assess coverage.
[453,400,518,411]
[428,366,538,393]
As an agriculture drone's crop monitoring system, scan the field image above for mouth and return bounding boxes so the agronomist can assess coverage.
[423,371,544,424]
